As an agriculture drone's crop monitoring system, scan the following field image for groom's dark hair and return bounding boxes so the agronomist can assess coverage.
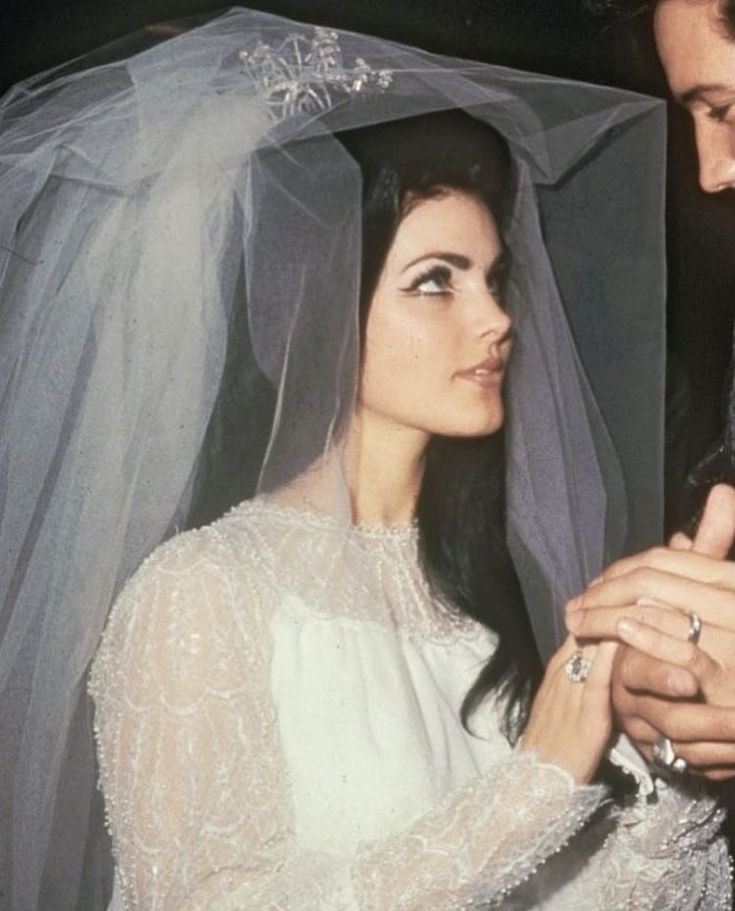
[585,0,735,40]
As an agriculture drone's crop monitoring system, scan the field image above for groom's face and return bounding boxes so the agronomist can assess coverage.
[655,0,735,192]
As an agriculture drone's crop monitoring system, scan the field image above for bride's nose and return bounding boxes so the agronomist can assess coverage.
[473,286,513,344]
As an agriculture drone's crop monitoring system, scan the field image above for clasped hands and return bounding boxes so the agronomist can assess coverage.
[566,484,735,782]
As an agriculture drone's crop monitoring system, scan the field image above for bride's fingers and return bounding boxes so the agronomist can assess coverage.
[546,634,584,674]
[583,640,618,693]
[580,642,618,729]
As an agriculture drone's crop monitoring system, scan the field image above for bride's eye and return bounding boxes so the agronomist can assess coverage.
[402,264,453,296]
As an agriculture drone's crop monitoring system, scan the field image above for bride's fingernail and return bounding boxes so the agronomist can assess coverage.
[617,618,638,639]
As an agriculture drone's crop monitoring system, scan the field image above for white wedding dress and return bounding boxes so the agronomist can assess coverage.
[89,498,731,910]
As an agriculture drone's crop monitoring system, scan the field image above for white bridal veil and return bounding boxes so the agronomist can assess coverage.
[0,8,666,909]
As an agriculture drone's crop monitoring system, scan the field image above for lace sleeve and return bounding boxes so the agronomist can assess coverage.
[513,769,732,910]
[578,778,731,909]
[89,527,607,911]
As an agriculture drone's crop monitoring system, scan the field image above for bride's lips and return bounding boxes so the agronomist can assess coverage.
[455,355,506,388]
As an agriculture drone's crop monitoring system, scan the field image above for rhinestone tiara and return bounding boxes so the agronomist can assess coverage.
[240,27,394,117]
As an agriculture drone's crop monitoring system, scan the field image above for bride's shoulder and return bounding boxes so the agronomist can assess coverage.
[97,497,298,654]
[107,498,287,624]
[90,500,280,695]
[126,496,281,590]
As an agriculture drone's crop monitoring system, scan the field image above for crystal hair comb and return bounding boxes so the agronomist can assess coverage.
[240,27,393,117]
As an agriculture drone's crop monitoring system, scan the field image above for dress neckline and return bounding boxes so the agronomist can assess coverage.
[231,496,420,542]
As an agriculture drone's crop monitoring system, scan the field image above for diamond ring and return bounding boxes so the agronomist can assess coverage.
[565,650,592,683]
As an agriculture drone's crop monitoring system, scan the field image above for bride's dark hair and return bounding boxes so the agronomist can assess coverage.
[190,111,543,738]
[339,111,542,738]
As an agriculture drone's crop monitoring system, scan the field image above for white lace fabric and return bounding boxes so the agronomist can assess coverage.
[89,500,731,910]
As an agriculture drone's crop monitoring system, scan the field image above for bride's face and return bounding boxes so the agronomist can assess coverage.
[358,189,512,439]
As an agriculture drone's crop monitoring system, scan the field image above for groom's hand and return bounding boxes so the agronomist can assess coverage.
[565,485,735,779]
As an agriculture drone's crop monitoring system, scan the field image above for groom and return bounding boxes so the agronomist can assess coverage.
[571,0,735,780]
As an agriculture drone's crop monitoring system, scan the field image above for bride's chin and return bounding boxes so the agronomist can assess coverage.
[429,409,505,439]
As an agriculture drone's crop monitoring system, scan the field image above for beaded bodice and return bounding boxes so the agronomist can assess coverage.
[230,498,481,642]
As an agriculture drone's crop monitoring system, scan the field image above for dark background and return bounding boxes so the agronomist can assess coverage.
[2,0,734,530]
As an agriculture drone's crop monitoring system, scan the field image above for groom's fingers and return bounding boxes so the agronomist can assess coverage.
[566,600,694,645]
[669,531,692,551]
[617,714,659,745]
[617,697,735,743]
[692,483,735,558]
[615,619,718,677]
[613,645,698,698]
[675,740,735,768]
[569,569,735,633]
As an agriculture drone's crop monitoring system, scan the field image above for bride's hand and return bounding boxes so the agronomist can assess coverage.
[520,636,618,785]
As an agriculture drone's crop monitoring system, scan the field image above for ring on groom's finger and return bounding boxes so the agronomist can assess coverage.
[564,650,592,683]
[686,610,702,645]
[652,734,688,774]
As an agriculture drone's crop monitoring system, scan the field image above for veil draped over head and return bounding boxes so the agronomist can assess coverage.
[0,8,666,910]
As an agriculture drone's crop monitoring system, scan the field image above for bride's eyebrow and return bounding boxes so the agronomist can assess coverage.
[400,252,471,273]
[401,249,508,275]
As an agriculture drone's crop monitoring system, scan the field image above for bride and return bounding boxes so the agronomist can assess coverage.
[0,8,728,910]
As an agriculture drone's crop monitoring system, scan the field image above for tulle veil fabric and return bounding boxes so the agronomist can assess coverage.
[0,8,666,909]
